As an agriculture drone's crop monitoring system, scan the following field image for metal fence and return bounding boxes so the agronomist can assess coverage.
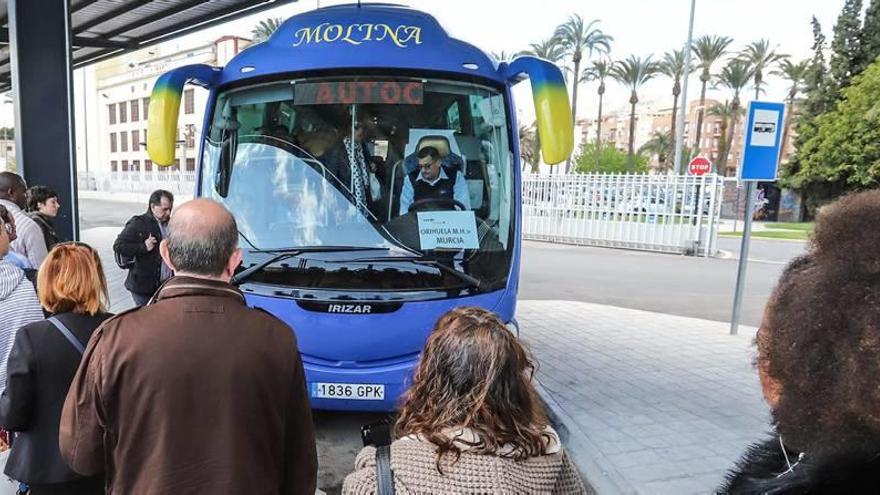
[78,171,197,195]
[522,173,723,256]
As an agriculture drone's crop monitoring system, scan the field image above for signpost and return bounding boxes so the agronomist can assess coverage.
[688,156,712,176]
[730,101,786,335]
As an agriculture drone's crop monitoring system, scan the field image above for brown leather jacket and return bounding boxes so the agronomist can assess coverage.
[59,276,317,494]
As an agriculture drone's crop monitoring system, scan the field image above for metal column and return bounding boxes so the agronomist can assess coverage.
[9,0,79,241]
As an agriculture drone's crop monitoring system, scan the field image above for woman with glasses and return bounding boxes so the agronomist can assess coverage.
[0,242,111,494]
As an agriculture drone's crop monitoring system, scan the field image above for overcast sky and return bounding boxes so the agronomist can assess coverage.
[0,0,852,127]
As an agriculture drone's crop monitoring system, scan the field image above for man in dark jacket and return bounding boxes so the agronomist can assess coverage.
[60,198,318,494]
[113,189,173,306]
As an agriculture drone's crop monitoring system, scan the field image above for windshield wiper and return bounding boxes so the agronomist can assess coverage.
[343,256,483,290]
[232,246,392,285]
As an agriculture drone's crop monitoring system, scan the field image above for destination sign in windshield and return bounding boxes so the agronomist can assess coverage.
[295,81,424,105]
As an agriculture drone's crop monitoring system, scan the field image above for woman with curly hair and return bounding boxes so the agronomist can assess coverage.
[342,306,586,494]
[719,189,880,493]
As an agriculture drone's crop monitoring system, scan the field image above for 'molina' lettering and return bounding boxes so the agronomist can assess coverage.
[293,23,423,48]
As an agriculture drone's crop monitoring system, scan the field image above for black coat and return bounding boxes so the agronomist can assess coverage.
[27,212,62,251]
[0,311,112,484]
[113,211,164,296]
[718,436,880,494]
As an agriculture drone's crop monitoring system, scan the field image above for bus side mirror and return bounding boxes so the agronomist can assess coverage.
[147,64,220,167]
[503,57,573,165]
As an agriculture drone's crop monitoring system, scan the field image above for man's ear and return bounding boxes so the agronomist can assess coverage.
[159,239,176,273]
[225,248,243,281]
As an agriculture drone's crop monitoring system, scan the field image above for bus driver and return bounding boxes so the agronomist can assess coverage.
[398,146,471,214]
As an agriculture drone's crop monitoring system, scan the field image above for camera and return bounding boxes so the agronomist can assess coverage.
[361,419,393,447]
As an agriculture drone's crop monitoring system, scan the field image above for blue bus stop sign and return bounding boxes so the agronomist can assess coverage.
[738,101,786,182]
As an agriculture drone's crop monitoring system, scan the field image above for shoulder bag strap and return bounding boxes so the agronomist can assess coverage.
[47,317,85,355]
[375,444,396,495]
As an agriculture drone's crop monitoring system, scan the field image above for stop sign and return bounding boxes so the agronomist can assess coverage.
[688,156,712,176]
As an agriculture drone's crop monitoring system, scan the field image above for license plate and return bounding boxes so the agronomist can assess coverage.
[311,382,385,400]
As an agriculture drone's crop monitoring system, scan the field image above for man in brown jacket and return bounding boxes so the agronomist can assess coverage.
[60,198,318,494]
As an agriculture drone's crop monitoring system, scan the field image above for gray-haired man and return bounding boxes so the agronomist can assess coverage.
[61,199,318,494]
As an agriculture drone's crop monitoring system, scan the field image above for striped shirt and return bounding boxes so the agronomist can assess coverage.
[0,260,43,389]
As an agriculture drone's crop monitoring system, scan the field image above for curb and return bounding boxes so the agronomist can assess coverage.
[535,380,632,495]
[718,233,808,244]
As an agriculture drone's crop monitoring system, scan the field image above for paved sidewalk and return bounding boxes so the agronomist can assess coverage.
[518,300,769,495]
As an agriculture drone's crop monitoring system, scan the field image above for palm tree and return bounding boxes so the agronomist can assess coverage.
[581,59,613,170]
[706,101,742,174]
[659,49,687,151]
[520,38,565,64]
[492,50,514,63]
[639,131,674,173]
[739,39,788,100]
[554,15,612,172]
[519,123,541,173]
[692,35,733,156]
[772,58,810,159]
[252,17,282,43]
[714,60,754,174]
[612,55,660,171]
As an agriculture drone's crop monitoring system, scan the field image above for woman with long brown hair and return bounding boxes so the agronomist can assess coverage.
[0,242,111,494]
[343,306,586,494]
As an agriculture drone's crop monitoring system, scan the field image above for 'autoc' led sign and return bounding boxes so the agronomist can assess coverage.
[295,81,424,105]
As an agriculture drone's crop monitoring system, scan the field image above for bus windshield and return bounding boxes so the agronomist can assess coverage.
[202,76,514,294]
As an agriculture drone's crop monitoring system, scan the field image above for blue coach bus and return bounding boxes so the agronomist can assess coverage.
[147,3,572,411]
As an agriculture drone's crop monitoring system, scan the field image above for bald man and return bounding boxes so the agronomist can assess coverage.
[60,199,318,494]
[0,172,47,268]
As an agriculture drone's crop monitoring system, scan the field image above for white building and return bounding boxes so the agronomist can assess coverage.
[75,36,251,191]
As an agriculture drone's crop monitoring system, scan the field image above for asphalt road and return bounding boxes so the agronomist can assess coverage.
[76,197,805,492]
[519,238,805,328]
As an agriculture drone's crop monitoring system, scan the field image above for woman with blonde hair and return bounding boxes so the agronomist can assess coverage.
[343,306,586,494]
[0,242,111,494]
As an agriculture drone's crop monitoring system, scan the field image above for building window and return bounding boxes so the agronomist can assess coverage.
[121,159,129,171]
[145,159,153,171]
[132,159,140,171]
[108,104,117,125]
[184,89,195,114]
[109,133,117,153]
[132,130,140,151]
[130,100,139,122]
[172,159,180,171]
[142,97,150,120]
[120,131,128,152]
[185,124,195,148]
[110,160,118,172]
[186,158,195,171]
[119,103,127,123]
